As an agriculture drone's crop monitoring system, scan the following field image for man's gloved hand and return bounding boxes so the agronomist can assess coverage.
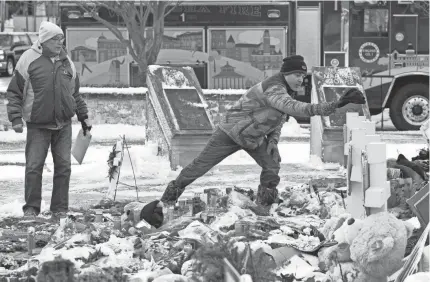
[81,119,92,136]
[266,140,281,163]
[12,118,23,133]
[337,88,366,108]
[140,200,164,228]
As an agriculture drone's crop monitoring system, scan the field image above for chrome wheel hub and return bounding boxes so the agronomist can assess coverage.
[402,95,429,126]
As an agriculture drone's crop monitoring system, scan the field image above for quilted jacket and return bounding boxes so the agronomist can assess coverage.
[219,73,338,149]
[6,41,88,129]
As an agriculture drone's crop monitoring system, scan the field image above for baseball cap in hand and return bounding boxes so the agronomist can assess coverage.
[337,88,366,108]
[140,200,164,228]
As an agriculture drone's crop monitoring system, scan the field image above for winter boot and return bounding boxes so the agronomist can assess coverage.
[160,180,184,204]
[256,185,279,206]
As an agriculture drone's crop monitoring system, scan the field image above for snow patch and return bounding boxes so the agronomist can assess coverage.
[0,124,146,144]
[281,117,310,137]
[79,87,148,95]
[161,68,192,88]
[0,199,49,220]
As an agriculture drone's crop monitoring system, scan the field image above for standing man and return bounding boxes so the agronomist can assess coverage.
[140,55,366,227]
[6,21,92,219]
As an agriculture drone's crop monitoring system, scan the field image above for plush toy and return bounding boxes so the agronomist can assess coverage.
[318,215,361,270]
[318,212,415,282]
[348,212,415,282]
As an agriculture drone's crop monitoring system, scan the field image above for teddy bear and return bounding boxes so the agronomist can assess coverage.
[348,212,415,282]
[318,214,361,270]
[320,212,415,282]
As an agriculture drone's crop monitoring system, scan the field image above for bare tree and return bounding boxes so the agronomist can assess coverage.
[77,1,181,85]
[412,1,429,17]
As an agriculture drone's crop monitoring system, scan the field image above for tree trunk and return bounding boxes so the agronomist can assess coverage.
[134,59,148,87]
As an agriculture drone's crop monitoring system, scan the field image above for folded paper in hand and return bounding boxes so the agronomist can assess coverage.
[72,129,92,164]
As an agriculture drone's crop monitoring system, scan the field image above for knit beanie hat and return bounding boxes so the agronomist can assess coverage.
[38,21,63,44]
[280,55,308,75]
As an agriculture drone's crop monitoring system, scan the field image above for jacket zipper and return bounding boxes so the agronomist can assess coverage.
[53,60,60,125]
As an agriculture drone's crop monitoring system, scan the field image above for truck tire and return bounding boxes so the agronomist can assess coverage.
[6,58,14,76]
[389,83,429,131]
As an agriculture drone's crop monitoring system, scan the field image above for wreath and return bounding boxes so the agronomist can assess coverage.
[107,143,119,181]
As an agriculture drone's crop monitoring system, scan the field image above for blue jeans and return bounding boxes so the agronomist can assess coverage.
[23,124,72,214]
[161,127,280,204]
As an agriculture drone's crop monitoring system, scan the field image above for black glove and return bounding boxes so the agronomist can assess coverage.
[81,119,92,136]
[140,200,164,228]
[337,88,366,108]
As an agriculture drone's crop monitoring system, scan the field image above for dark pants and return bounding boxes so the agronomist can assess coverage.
[161,128,280,203]
[23,124,72,214]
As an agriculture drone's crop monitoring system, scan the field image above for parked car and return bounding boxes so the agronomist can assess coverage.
[0,32,35,76]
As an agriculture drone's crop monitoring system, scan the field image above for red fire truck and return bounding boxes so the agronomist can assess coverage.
[59,1,428,130]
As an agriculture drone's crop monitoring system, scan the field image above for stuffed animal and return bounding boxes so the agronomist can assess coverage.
[318,215,361,270]
[319,212,415,282]
[348,212,415,282]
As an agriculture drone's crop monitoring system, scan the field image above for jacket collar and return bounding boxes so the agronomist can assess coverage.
[278,73,296,95]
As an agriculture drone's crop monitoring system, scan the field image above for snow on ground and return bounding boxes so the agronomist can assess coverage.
[281,117,310,137]
[0,138,425,181]
[0,138,426,217]
[0,119,305,144]
[0,86,248,95]
[0,123,146,143]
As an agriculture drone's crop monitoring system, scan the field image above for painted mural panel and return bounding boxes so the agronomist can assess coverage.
[66,28,129,87]
[208,27,286,89]
[149,28,206,65]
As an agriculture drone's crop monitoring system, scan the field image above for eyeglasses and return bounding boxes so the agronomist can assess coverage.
[49,35,64,42]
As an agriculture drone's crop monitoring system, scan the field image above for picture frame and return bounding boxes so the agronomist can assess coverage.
[406,183,429,227]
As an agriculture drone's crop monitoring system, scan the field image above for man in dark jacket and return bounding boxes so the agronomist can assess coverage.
[140,55,366,226]
[6,21,92,218]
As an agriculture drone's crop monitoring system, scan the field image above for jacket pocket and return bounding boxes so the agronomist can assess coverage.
[61,93,76,120]
[59,67,76,120]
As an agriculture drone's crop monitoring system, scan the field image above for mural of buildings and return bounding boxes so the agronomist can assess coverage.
[211,29,283,72]
[70,46,96,62]
[213,62,245,89]
[97,33,127,63]
[162,31,203,51]
[390,49,429,69]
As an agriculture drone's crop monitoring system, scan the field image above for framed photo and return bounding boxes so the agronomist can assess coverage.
[66,27,129,87]
[407,183,429,227]
[208,27,287,89]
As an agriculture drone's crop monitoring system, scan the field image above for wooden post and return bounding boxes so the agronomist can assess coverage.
[347,127,367,219]
[366,142,390,215]
[346,116,389,218]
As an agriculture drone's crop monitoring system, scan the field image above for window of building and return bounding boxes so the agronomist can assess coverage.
[351,8,389,37]
[364,9,388,34]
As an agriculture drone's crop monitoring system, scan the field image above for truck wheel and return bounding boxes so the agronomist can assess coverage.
[6,58,14,76]
[389,83,429,131]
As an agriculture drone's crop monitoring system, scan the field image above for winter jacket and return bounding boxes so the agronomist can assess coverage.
[6,41,88,129]
[219,73,338,149]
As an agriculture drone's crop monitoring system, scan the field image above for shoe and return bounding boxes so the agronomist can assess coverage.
[256,185,279,206]
[50,211,68,221]
[23,207,38,217]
